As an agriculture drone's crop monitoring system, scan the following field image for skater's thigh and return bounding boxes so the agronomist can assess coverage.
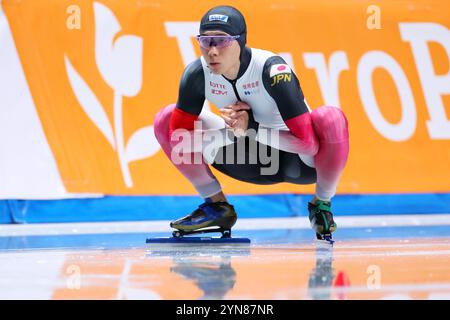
[211,137,281,184]
[279,151,317,184]
[211,139,316,185]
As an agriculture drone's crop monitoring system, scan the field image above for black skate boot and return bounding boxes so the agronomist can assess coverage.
[170,201,237,238]
[308,200,337,244]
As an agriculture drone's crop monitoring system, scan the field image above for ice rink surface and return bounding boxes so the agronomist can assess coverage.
[1,217,450,300]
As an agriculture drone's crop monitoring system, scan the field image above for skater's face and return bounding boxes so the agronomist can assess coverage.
[197,30,241,79]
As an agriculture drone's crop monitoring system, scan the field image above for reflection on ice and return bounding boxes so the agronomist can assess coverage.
[146,243,250,299]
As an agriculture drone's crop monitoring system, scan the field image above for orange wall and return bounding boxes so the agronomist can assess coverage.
[3,0,450,195]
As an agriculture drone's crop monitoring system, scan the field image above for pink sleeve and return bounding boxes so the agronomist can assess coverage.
[284,112,319,156]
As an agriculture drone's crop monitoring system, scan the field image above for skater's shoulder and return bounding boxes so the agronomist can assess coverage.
[179,58,205,93]
[250,47,277,59]
[180,58,204,80]
[262,55,291,72]
[249,48,291,73]
[248,47,278,66]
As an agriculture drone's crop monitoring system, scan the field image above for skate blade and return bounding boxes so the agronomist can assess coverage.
[146,236,250,245]
[315,234,335,247]
[146,237,251,256]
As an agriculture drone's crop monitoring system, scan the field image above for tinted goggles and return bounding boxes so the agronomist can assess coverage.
[196,35,240,49]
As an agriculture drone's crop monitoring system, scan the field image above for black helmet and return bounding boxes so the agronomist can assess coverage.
[199,5,247,51]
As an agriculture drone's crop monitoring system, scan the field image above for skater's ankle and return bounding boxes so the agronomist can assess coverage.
[310,196,330,205]
[205,192,228,204]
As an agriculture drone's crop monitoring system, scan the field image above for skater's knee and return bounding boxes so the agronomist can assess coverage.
[311,106,348,143]
[154,104,176,141]
[311,106,346,129]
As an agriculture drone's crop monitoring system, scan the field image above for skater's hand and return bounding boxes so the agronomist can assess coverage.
[220,102,251,137]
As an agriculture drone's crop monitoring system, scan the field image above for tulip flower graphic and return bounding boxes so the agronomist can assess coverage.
[65,2,160,188]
